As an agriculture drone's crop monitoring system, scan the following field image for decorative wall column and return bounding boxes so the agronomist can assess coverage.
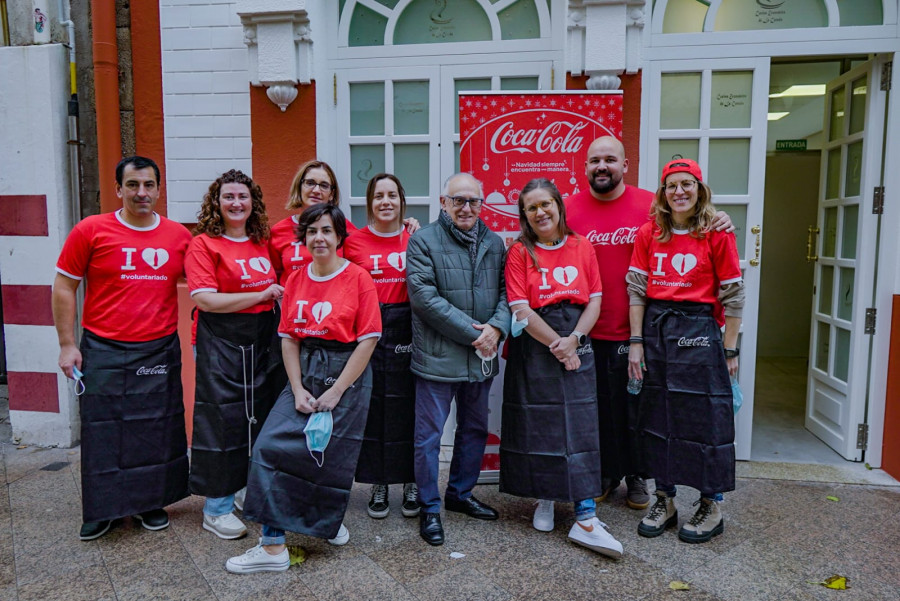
[567,0,646,85]
[236,0,313,112]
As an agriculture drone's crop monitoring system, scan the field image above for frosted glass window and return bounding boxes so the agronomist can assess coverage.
[350,146,385,197]
[374,0,401,8]
[708,139,750,195]
[348,4,387,47]
[350,83,385,136]
[837,267,854,321]
[837,0,883,26]
[829,86,845,141]
[662,0,708,33]
[395,0,491,45]
[350,205,368,229]
[815,322,829,372]
[825,147,841,200]
[822,207,837,258]
[845,141,863,197]
[455,78,492,135]
[714,204,747,260]
[394,144,429,197]
[454,141,460,173]
[501,77,540,91]
[711,71,752,129]
[406,205,431,226]
[841,204,858,260]
[849,77,867,135]
[715,0,827,31]
[818,265,834,315]
[499,1,540,40]
[834,328,851,382]
[658,140,699,179]
[660,73,701,130]
[394,81,429,135]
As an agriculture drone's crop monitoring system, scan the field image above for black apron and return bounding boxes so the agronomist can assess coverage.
[189,309,278,498]
[79,330,189,522]
[638,300,735,494]
[593,339,643,481]
[499,302,604,503]
[243,338,372,540]
[355,303,415,484]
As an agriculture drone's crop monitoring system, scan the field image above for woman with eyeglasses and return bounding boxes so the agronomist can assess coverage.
[500,178,623,559]
[626,159,744,544]
[226,203,381,574]
[343,174,418,521]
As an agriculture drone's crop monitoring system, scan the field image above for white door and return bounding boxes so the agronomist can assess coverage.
[643,58,771,460]
[806,59,888,461]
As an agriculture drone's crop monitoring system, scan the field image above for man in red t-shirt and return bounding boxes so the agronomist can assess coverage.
[52,156,191,542]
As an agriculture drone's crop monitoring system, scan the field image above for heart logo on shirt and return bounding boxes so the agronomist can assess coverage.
[249,257,271,274]
[552,265,578,286]
[141,248,169,270]
[312,301,332,324]
[672,253,698,276]
[387,252,406,272]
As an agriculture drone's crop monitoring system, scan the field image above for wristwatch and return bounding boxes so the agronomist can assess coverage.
[724,348,740,359]
[571,330,587,345]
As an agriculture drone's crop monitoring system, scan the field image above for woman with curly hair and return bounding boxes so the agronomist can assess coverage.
[185,169,285,540]
[626,159,744,544]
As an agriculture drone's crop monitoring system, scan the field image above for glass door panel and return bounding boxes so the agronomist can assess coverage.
[708,139,750,195]
[660,72,701,129]
[710,71,753,129]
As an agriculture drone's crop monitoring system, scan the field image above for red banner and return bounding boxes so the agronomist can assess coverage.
[459,91,623,243]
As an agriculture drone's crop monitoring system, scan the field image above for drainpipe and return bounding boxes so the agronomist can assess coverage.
[91,0,121,213]
[58,0,81,226]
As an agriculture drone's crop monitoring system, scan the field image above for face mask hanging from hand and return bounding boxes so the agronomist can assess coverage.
[510,308,530,338]
[304,410,333,467]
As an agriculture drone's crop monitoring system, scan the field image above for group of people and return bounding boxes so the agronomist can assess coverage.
[52,134,743,573]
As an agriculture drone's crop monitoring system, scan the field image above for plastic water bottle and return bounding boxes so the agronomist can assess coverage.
[627,377,643,395]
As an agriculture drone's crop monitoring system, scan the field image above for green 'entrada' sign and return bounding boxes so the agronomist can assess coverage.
[775,139,807,151]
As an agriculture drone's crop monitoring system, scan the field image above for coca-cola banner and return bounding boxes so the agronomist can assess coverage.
[459,91,623,244]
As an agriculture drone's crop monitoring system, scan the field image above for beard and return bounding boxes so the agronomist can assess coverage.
[588,170,621,195]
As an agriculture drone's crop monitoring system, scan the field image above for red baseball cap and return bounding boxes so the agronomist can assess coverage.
[661,158,703,184]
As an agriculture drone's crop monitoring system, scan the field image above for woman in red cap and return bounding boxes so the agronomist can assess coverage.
[625,158,744,544]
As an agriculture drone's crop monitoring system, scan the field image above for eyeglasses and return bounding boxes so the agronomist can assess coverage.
[446,195,484,208]
[524,200,555,215]
[664,180,697,193]
[302,179,333,192]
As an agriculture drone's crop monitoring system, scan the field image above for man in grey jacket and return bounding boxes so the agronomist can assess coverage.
[407,172,511,546]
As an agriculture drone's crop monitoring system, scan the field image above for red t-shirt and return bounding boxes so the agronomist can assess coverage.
[185,234,277,314]
[279,260,382,343]
[505,235,602,310]
[629,223,742,305]
[269,215,358,285]
[342,226,410,304]
[55,211,191,341]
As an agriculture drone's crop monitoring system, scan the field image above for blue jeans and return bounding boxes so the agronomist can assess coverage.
[655,483,723,502]
[203,495,234,517]
[261,524,285,546]
[414,377,492,514]
[574,498,596,521]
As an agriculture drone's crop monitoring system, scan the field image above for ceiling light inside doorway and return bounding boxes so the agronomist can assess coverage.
[769,84,827,98]
[768,112,789,121]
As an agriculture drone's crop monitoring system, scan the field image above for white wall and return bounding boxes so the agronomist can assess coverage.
[160,0,252,223]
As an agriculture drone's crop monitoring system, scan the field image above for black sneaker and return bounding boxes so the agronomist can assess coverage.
[79,520,112,541]
[367,484,390,519]
[134,508,169,531]
[401,483,420,517]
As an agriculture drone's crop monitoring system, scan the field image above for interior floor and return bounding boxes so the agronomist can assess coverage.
[750,356,854,466]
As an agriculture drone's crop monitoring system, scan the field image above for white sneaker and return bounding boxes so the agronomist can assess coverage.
[327,523,350,546]
[203,512,248,540]
[233,487,246,512]
[567,517,623,559]
[532,500,555,532]
[225,539,289,574]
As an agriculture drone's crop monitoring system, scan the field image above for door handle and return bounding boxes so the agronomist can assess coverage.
[807,226,819,262]
[749,225,761,267]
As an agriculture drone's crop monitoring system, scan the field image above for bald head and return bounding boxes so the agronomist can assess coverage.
[441,172,484,231]
[442,172,484,197]
[585,136,628,199]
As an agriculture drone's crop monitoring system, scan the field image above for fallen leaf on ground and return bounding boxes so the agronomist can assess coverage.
[669,581,690,591]
[449,552,465,559]
[286,545,307,566]
[16,445,27,449]
[826,495,840,502]
[864,462,873,470]
[807,575,849,590]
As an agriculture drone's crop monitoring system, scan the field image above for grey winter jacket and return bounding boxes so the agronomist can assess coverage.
[406,218,510,383]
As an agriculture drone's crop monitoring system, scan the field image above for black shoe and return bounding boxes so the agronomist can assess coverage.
[444,495,499,521]
[419,512,444,545]
[79,520,112,541]
[134,508,169,531]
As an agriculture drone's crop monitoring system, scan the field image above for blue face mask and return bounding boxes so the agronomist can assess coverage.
[510,308,529,338]
[304,410,333,467]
